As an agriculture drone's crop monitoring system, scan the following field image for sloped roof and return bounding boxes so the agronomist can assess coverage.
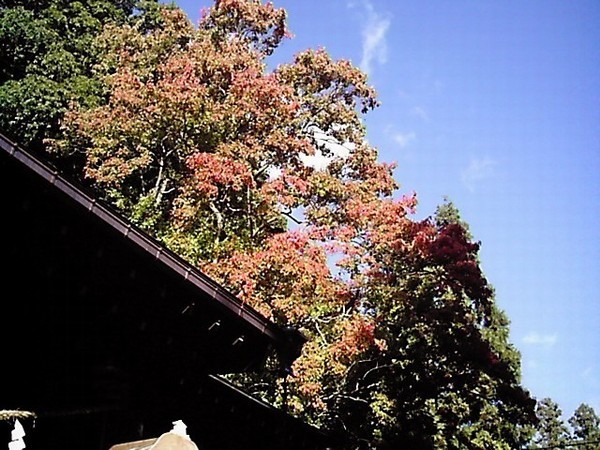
[0,131,348,449]
[0,132,304,379]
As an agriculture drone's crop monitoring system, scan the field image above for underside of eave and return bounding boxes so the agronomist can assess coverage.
[0,132,306,358]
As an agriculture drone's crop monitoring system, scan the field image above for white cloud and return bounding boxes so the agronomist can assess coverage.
[393,131,416,148]
[461,157,496,191]
[350,1,391,76]
[523,332,558,347]
[299,152,330,171]
[267,166,282,181]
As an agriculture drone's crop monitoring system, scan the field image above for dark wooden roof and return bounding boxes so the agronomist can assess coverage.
[0,133,340,449]
[0,131,304,377]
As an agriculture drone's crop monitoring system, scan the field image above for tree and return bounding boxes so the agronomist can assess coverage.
[45,1,537,448]
[0,0,162,152]
[568,403,600,450]
[530,398,570,449]
[308,201,535,449]
[48,0,316,256]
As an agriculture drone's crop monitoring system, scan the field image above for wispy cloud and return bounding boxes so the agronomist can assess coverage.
[523,332,558,347]
[410,106,429,121]
[461,157,496,191]
[350,1,391,76]
[393,131,416,148]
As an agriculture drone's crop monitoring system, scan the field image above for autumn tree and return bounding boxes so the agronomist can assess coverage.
[303,199,536,448]
[45,1,536,448]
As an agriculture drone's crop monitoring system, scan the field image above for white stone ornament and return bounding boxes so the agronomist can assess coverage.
[8,419,26,450]
[171,420,189,438]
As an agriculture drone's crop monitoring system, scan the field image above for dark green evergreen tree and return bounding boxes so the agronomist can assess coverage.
[530,398,570,449]
[568,403,600,449]
[0,0,161,152]
[435,196,472,238]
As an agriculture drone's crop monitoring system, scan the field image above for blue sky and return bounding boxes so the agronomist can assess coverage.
[174,0,600,419]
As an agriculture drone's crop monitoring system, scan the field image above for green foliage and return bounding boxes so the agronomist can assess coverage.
[527,399,600,449]
[0,0,159,150]
[530,398,570,449]
[435,195,472,239]
[0,75,65,146]
[569,403,600,449]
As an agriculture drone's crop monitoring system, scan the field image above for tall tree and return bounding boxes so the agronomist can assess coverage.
[530,398,570,449]
[568,403,600,449]
[0,0,162,152]
[309,200,535,449]
[46,1,537,448]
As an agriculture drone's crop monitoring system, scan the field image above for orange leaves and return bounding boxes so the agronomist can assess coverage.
[85,143,153,188]
[54,1,407,255]
[287,313,386,415]
[154,57,205,107]
[204,230,343,325]
[331,313,382,366]
[227,69,298,133]
[203,0,289,56]
[277,48,379,122]
[289,340,328,413]
[185,152,254,198]
[261,168,312,209]
[95,7,195,79]
[343,144,398,196]
[217,66,307,166]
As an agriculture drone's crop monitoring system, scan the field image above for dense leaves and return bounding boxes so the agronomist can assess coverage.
[0,0,161,151]
[8,1,540,448]
[309,204,536,449]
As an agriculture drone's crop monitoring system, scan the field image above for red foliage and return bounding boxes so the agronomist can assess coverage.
[185,152,254,197]
[426,223,493,302]
[331,314,382,365]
